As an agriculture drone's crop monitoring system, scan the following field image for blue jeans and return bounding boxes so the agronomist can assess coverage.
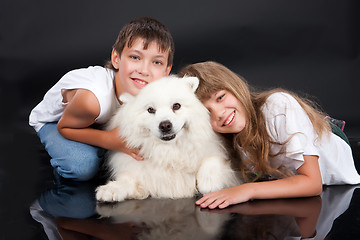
[37,122,104,181]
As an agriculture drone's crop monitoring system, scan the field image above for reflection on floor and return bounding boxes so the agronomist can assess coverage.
[30,180,360,240]
[1,125,360,239]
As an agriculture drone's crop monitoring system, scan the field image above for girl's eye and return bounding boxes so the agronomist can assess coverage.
[154,61,163,65]
[147,107,156,114]
[217,94,225,102]
[130,55,139,60]
[172,103,181,111]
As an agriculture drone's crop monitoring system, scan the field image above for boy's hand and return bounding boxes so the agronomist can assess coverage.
[108,128,144,161]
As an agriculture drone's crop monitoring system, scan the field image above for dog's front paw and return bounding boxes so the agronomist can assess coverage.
[197,169,224,193]
[197,157,239,194]
[96,181,126,202]
[197,175,222,194]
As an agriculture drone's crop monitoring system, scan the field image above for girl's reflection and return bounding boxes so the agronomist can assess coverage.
[205,197,321,239]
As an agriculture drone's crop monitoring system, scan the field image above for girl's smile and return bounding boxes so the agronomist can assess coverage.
[223,110,235,126]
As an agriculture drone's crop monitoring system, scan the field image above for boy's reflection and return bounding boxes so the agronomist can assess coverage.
[37,181,96,219]
[56,217,147,240]
[30,180,147,240]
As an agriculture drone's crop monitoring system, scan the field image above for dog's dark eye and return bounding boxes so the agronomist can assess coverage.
[172,103,181,111]
[147,107,156,114]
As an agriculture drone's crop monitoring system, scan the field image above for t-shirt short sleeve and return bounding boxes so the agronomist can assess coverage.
[29,66,116,132]
[261,92,320,170]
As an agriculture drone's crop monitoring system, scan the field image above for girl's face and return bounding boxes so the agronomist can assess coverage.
[202,90,247,134]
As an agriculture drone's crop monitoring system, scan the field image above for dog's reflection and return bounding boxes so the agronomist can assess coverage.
[96,197,232,240]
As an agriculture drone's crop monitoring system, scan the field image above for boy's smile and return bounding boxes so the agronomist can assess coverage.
[131,78,148,87]
[112,38,172,97]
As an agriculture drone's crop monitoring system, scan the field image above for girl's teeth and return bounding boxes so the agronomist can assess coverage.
[224,111,235,126]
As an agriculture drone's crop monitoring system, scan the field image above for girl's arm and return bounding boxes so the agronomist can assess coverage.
[196,155,322,209]
[57,89,143,160]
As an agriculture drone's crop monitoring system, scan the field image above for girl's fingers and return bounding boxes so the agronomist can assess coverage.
[200,199,213,208]
[195,199,203,205]
[218,200,230,209]
[198,196,214,208]
[196,195,209,206]
[208,197,227,209]
[197,195,223,208]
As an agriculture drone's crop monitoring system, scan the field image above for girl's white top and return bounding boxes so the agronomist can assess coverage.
[29,66,118,132]
[261,92,360,185]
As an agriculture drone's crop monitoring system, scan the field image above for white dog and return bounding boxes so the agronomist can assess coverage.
[96,75,238,202]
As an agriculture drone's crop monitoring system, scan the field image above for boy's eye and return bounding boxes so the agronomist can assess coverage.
[130,55,139,60]
[147,107,156,114]
[172,103,181,111]
[153,60,163,65]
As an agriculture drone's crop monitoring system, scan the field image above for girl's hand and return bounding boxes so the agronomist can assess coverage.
[196,155,322,209]
[108,128,144,161]
[196,185,253,209]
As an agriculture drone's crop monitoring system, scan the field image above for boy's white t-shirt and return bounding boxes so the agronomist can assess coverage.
[261,92,360,185]
[29,66,119,132]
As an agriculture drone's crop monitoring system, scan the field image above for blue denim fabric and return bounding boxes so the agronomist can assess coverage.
[37,122,104,181]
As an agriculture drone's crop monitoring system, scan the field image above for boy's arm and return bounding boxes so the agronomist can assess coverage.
[57,89,143,160]
[57,89,107,146]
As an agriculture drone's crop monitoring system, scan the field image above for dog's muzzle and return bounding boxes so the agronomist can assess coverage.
[159,120,176,141]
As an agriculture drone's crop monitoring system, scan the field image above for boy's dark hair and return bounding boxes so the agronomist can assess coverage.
[105,17,174,70]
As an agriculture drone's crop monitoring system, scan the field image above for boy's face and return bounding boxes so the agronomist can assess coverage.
[112,38,172,96]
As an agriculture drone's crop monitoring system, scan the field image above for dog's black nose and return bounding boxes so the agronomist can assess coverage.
[159,120,172,133]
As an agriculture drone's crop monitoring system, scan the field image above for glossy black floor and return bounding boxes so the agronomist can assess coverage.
[1,122,360,240]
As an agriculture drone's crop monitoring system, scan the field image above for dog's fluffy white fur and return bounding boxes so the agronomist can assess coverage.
[96,75,238,202]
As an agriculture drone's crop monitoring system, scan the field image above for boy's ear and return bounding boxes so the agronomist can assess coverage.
[184,76,199,92]
[165,65,172,75]
[111,49,120,70]
[119,93,134,104]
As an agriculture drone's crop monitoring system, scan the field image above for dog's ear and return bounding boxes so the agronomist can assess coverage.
[119,93,134,104]
[184,76,199,92]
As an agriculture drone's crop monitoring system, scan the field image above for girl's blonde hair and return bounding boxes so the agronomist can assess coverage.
[179,61,330,181]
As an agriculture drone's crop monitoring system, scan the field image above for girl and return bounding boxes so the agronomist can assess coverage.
[179,61,360,209]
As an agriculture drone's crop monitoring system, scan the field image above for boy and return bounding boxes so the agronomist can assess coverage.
[29,17,174,181]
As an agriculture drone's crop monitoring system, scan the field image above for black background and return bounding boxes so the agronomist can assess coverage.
[0,0,360,239]
[1,0,359,135]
